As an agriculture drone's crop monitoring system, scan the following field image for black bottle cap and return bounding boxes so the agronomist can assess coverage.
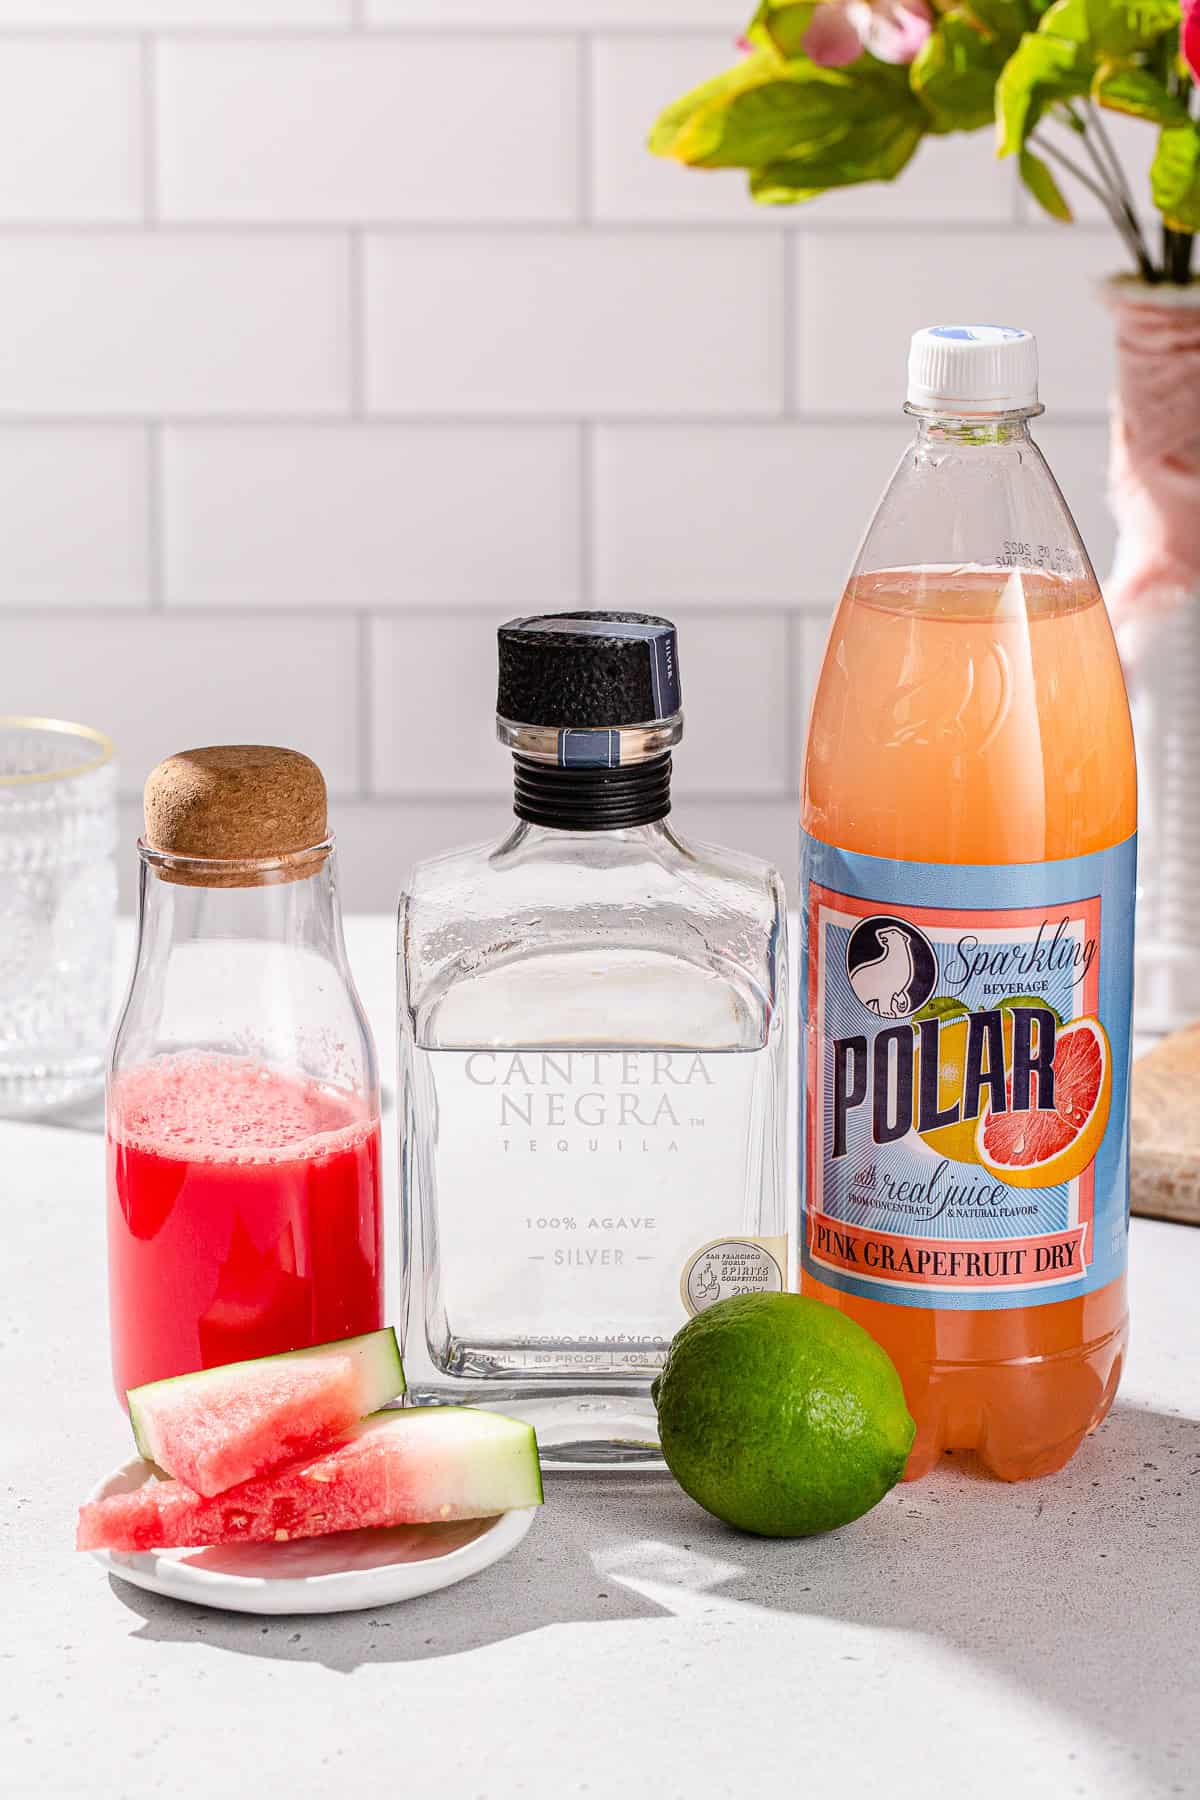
[497,612,682,729]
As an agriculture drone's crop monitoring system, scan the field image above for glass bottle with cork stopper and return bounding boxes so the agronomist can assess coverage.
[107,745,383,1404]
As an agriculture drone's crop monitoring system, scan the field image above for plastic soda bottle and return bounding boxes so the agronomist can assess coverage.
[800,326,1136,1481]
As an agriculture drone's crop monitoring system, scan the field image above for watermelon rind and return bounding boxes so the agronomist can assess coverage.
[78,1406,544,1553]
[127,1327,405,1469]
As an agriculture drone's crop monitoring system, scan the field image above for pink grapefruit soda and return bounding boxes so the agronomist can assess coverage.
[800,328,1136,1482]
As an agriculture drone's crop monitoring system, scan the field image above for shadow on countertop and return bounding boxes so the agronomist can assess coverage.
[110,1398,1200,1788]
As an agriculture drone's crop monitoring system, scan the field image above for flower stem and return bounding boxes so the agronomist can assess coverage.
[1030,129,1157,281]
[1064,102,1158,280]
[1086,101,1139,220]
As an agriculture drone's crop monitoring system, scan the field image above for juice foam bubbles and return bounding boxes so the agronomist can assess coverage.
[108,1054,383,1398]
[111,1053,378,1165]
[800,328,1136,1483]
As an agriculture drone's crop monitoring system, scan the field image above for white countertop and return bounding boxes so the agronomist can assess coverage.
[6,919,1199,1800]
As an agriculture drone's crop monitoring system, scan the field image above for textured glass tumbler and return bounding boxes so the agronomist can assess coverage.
[0,718,117,1116]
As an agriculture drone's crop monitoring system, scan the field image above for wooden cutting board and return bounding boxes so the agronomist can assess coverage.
[1131,1025,1200,1225]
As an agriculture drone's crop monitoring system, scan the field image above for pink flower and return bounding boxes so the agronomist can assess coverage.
[804,0,933,66]
[1183,0,1200,84]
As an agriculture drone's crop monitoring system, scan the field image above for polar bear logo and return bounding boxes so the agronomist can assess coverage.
[846,918,937,1021]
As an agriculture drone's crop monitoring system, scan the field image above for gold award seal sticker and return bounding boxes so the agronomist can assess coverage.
[681,1237,787,1317]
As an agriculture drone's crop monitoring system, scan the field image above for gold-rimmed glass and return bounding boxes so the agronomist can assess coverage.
[0,717,117,1116]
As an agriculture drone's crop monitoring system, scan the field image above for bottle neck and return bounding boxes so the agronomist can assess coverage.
[134,843,347,964]
[511,751,673,832]
[911,411,1035,449]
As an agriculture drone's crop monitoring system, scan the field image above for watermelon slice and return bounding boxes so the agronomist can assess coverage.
[127,1328,405,1499]
[78,1408,543,1553]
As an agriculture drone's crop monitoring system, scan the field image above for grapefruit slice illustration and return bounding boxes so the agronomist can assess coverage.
[976,1016,1111,1189]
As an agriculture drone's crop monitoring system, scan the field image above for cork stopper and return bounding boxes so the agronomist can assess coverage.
[143,745,328,887]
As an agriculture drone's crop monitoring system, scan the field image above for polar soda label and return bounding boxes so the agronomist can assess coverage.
[800,834,1136,1311]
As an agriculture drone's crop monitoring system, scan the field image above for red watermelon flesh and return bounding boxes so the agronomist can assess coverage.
[127,1328,404,1499]
[79,1408,543,1553]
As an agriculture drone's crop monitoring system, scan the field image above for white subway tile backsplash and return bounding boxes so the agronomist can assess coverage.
[592,36,762,225]
[1036,420,1115,575]
[0,2,346,21]
[330,799,503,913]
[0,430,148,608]
[159,39,577,224]
[677,799,799,891]
[0,43,142,223]
[7,613,360,795]
[368,608,790,799]
[364,233,782,416]
[594,423,909,607]
[795,231,1116,415]
[807,132,1016,226]
[0,20,1131,873]
[164,425,579,610]
[593,39,1014,226]
[0,237,349,417]
[670,610,789,794]
[369,613,507,796]
[369,2,738,21]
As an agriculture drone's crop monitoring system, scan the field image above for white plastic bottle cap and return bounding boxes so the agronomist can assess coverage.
[906,324,1039,413]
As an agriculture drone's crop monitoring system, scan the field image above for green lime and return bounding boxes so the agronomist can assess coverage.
[652,1293,915,1537]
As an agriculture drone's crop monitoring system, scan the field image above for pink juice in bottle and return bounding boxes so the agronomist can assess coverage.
[107,1053,383,1402]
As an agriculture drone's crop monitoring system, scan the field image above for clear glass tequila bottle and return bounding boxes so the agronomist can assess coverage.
[398,613,787,1468]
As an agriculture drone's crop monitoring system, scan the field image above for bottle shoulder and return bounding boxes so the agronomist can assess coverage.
[402,819,784,931]
[399,818,787,1042]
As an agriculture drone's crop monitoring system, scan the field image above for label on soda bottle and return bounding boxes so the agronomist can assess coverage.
[799,832,1136,1310]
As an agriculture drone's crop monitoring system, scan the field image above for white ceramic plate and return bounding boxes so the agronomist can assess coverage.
[86,1458,538,1616]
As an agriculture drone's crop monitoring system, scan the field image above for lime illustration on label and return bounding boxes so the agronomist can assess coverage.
[801,836,1135,1311]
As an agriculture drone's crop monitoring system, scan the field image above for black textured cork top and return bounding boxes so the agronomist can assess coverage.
[497,612,681,728]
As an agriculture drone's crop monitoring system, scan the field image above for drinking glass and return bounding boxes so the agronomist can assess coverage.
[0,717,117,1116]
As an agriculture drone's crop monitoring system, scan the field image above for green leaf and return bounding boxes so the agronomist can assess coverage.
[1151,122,1200,231]
[650,52,920,170]
[1037,0,1089,43]
[1094,64,1190,123]
[1038,0,1177,52]
[996,31,1091,155]
[1019,145,1074,217]
[746,0,818,57]
[750,110,925,201]
[649,57,871,170]
[959,0,1030,47]
[912,11,1010,131]
[1084,0,1178,55]
[649,52,794,165]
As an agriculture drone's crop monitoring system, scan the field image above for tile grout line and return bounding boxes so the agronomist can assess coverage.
[140,33,159,225]
[780,232,797,418]
[357,611,374,798]
[348,231,366,417]
[0,410,1112,429]
[578,420,594,607]
[0,220,1101,239]
[145,421,164,611]
[0,24,747,44]
[782,611,801,785]
[576,33,593,225]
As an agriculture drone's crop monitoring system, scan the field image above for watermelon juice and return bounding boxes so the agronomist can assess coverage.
[108,1053,383,1402]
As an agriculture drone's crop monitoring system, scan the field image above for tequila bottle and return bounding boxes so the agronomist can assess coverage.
[398,613,787,1467]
